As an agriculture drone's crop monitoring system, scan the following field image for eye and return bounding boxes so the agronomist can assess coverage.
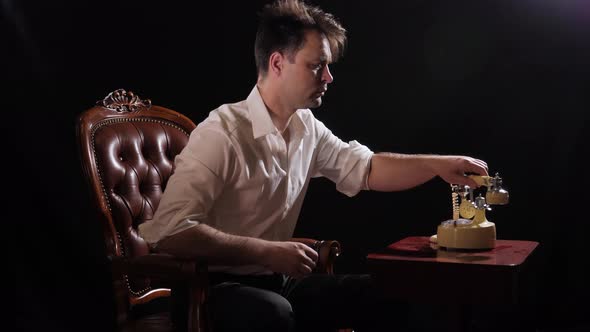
[311,63,324,71]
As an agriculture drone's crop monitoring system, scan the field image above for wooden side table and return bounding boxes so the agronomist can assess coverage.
[367,236,539,331]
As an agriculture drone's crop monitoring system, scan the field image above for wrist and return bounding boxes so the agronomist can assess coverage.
[251,238,273,267]
[418,154,440,176]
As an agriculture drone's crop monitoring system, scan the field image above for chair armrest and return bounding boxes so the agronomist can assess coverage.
[110,253,210,331]
[290,238,341,274]
[109,253,207,280]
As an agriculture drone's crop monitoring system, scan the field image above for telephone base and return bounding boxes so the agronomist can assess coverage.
[432,219,496,249]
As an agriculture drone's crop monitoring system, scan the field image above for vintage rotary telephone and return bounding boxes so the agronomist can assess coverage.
[430,173,509,249]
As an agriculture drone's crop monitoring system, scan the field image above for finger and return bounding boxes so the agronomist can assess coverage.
[302,244,319,263]
[290,264,311,279]
[465,160,488,176]
[447,173,479,188]
[301,254,316,270]
[472,159,488,172]
[298,263,313,275]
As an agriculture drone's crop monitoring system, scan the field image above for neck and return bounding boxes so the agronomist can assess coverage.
[257,78,296,132]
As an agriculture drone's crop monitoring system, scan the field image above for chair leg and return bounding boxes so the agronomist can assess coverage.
[171,283,189,331]
[187,279,209,332]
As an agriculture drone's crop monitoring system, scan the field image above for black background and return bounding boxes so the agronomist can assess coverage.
[5,0,589,331]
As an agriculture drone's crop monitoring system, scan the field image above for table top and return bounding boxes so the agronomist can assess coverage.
[367,236,539,267]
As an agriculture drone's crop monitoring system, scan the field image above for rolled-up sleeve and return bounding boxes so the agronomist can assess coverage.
[312,119,373,197]
[138,127,234,245]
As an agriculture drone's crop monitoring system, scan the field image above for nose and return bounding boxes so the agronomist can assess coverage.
[321,65,334,84]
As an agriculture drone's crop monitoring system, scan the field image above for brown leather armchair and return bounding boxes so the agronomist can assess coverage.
[76,89,343,332]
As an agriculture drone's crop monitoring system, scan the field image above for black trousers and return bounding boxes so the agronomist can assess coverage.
[208,272,408,332]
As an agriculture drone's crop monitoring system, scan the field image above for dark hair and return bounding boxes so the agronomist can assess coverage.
[254,0,346,77]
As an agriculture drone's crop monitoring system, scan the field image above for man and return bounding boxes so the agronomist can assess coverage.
[139,0,488,331]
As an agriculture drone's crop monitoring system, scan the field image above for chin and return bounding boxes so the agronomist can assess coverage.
[307,97,323,109]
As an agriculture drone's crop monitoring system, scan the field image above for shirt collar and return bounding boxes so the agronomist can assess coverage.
[246,85,309,139]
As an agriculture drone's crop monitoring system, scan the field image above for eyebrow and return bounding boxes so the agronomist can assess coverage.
[317,56,331,64]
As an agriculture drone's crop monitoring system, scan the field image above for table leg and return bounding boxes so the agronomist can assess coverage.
[439,304,472,332]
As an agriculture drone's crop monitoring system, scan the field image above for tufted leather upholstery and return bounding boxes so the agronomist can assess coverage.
[77,90,345,332]
[93,118,190,292]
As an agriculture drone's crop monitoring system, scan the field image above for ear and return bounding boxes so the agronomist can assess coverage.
[268,51,284,76]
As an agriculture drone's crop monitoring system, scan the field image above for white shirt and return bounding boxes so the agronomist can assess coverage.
[139,86,373,274]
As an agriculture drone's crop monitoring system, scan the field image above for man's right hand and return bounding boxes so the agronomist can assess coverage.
[262,241,319,278]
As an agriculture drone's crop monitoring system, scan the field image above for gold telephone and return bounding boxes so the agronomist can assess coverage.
[430,173,509,249]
